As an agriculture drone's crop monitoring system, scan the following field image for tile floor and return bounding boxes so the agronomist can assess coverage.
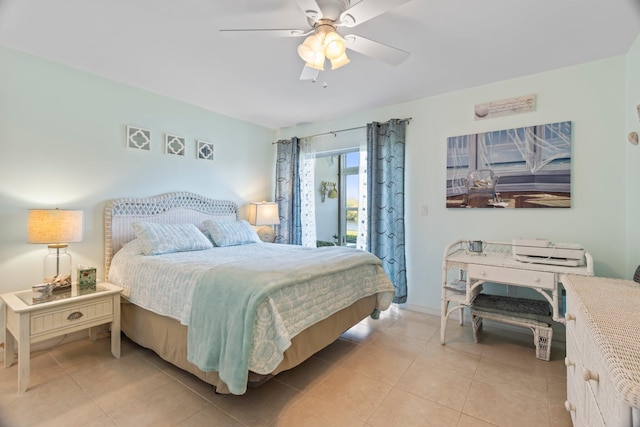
[0,307,572,427]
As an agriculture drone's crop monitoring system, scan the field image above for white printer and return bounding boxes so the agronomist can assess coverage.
[511,238,586,267]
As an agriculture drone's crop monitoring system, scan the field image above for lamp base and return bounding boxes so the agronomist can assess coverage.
[44,245,72,286]
[256,226,276,243]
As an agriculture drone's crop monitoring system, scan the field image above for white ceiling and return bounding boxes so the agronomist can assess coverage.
[1,0,639,129]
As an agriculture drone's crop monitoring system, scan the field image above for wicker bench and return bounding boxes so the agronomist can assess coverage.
[470,294,553,361]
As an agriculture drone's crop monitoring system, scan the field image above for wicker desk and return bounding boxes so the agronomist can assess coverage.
[440,240,594,345]
[562,275,640,426]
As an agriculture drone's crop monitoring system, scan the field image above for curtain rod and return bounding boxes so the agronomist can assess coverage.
[273,117,412,144]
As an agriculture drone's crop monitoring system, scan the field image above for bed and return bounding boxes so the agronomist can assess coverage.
[104,192,395,395]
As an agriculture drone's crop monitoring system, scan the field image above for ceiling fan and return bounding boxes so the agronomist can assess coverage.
[220,0,412,79]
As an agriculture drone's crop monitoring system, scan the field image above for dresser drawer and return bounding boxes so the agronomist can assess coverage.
[564,288,587,344]
[582,337,634,426]
[30,297,114,336]
[565,330,586,412]
[468,264,555,290]
[566,368,584,427]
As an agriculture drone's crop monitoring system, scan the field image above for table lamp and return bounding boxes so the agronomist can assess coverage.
[247,202,280,243]
[27,209,83,286]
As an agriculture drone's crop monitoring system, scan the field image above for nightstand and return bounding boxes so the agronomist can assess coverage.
[1,282,122,393]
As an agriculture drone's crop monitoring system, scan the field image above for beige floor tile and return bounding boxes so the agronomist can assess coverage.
[312,337,359,364]
[548,380,573,427]
[71,357,176,413]
[273,355,333,392]
[397,309,441,326]
[206,378,302,426]
[545,353,569,386]
[0,308,576,427]
[0,351,67,393]
[474,327,549,374]
[272,394,365,427]
[0,375,106,427]
[463,381,550,427]
[160,364,221,400]
[176,404,246,427]
[397,355,472,411]
[473,356,548,402]
[368,387,461,427]
[368,329,428,354]
[386,317,439,343]
[458,414,498,426]
[339,341,418,385]
[437,321,485,357]
[299,365,392,422]
[340,321,384,345]
[420,342,481,379]
[107,379,209,427]
[358,311,400,331]
[48,335,123,371]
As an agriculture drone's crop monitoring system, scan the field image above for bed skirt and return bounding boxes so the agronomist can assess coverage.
[120,294,378,393]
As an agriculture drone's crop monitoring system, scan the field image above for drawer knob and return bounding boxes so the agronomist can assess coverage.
[565,313,576,322]
[564,357,575,367]
[533,277,540,283]
[479,271,486,276]
[564,400,575,413]
[582,368,599,383]
[67,311,84,321]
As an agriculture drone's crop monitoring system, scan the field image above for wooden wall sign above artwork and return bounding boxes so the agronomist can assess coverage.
[474,95,536,120]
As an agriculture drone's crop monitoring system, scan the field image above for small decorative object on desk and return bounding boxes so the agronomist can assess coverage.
[46,274,71,293]
[77,266,97,289]
[32,283,52,302]
[467,240,485,254]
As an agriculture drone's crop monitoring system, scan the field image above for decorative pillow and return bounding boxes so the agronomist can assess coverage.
[203,219,261,247]
[131,222,213,255]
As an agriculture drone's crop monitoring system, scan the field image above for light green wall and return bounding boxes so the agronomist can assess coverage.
[1,37,637,320]
[0,46,277,298]
[626,35,640,278]
[278,54,630,314]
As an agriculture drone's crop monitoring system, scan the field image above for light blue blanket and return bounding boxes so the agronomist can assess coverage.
[186,245,383,395]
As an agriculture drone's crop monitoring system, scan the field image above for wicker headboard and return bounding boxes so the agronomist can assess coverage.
[104,192,239,280]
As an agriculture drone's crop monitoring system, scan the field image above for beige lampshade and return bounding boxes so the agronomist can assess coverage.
[28,209,84,247]
[247,202,280,226]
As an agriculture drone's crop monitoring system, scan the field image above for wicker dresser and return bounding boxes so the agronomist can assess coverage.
[562,275,640,426]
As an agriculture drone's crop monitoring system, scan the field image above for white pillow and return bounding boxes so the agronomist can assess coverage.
[131,222,213,255]
[203,219,261,247]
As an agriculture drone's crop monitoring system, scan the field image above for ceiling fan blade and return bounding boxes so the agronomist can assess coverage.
[344,34,410,66]
[340,0,411,27]
[219,29,307,38]
[295,0,323,21]
[299,65,320,81]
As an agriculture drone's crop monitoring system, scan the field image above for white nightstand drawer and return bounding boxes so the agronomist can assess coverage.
[30,297,114,336]
[468,264,555,289]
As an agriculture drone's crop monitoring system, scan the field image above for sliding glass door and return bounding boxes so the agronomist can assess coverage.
[315,150,360,246]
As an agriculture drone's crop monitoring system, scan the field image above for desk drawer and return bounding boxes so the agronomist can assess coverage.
[30,297,114,336]
[468,264,555,290]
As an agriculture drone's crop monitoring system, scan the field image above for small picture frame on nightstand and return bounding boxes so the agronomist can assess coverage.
[77,267,97,289]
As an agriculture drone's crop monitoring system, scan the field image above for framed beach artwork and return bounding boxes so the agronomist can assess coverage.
[446,121,572,208]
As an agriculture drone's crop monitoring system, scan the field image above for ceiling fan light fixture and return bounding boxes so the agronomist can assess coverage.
[323,31,346,60]
[330,51,350,70]
[306,51,326,71]
[297,34,322,63]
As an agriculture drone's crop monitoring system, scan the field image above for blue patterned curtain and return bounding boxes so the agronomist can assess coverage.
[366,120,407,303]
[274,138,302,245]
